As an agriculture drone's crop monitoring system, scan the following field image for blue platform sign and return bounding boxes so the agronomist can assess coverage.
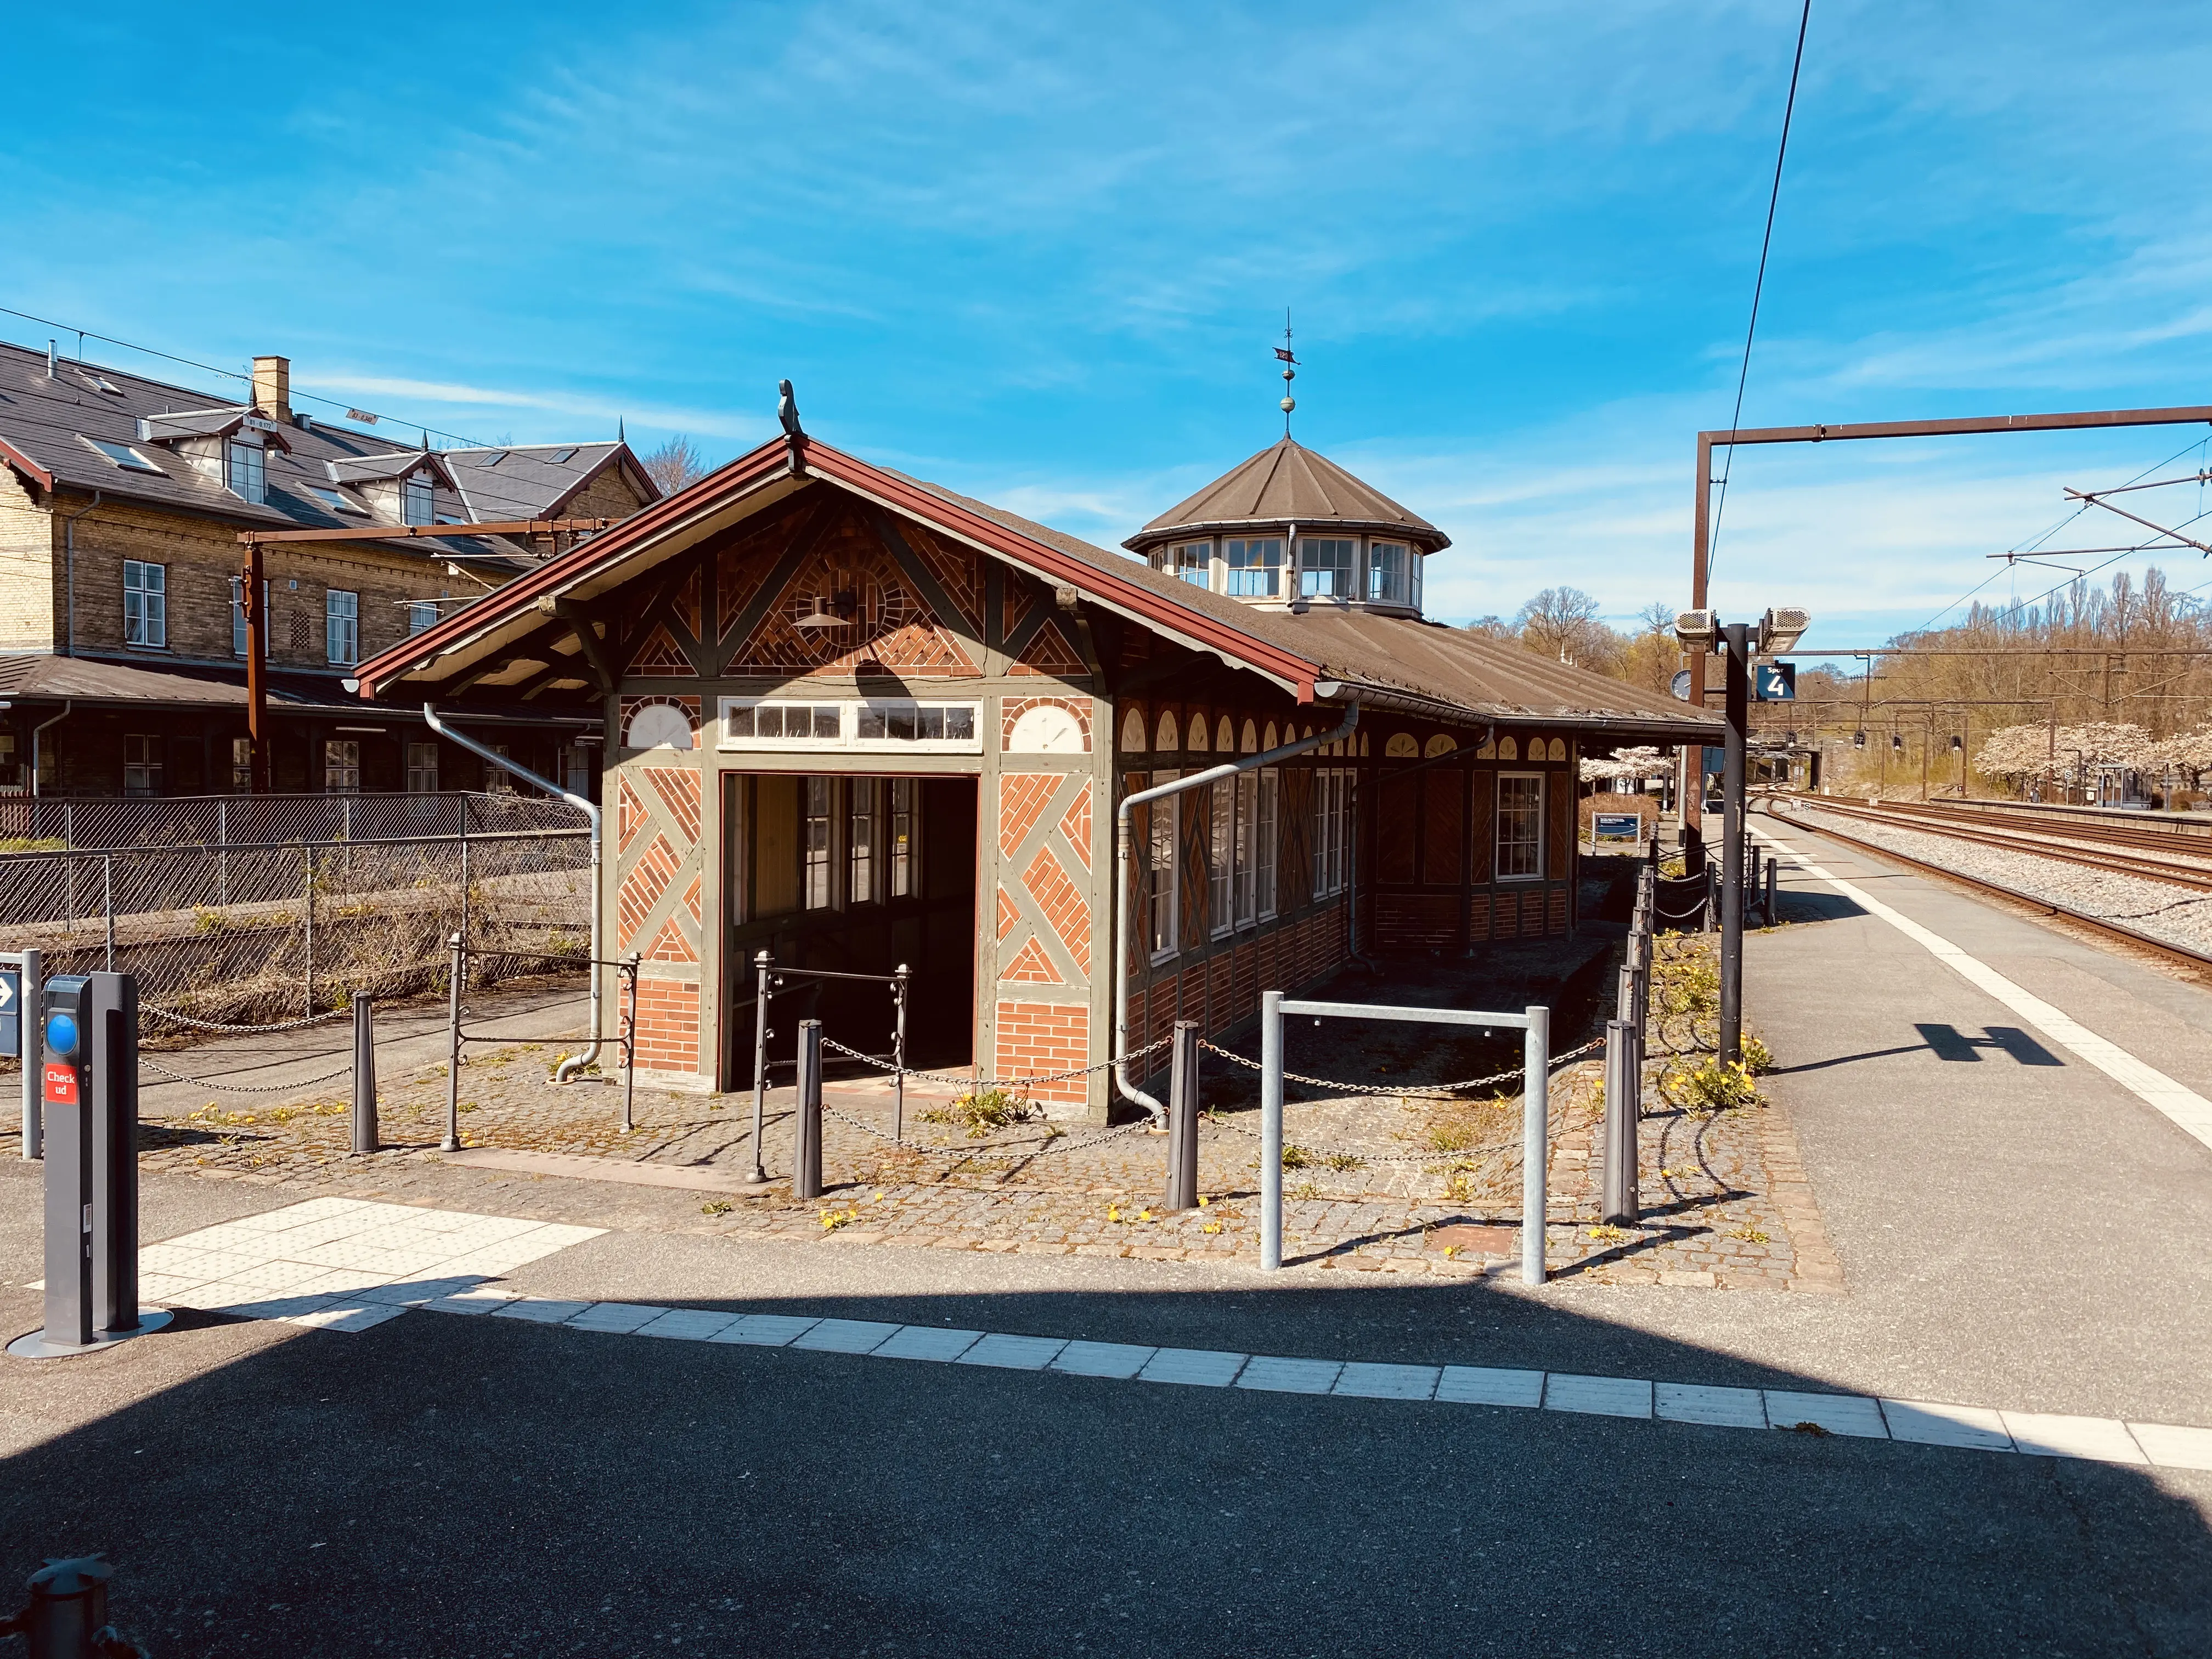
[1756,662,1797,702]
[0,969,16,1059]
[1592,813,1642,844]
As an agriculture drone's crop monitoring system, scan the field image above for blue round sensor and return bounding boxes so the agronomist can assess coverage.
[45,1012,78,1057]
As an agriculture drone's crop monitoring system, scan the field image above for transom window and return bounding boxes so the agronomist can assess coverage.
[1224,537,1282,599]
[1368,541,1410,605]
[123,560,166,648]
[1497,773,1544,880]
[1298,538,1357,599]
[325,589,360,666]
[856,702,978,744]
[402,471,435,526]
[226,439,267,505]
[720,698,983,753]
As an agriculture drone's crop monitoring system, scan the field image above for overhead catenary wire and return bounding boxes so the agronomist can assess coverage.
[1705,0,1814,589]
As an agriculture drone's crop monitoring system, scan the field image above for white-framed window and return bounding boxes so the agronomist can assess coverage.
[324,739,362,794]
[326,589,360,665]
[1208,777,1233,936]
[406,741,439,793]
[309,484,368,517]
[1410,552,1424,613]
[231,737,253,792]
[1233,771,1256,925]
[890,778,918,899]
[1224,537,1282,599]
[1498,772,1544,880]
[1147,771,1178,961]
[1368,541,1410,605]
[1313,768,1352,898]
[408,600,439,636]
[803,776,834,910]
[1255,766,1278,920]
[402,471,435,527]
[1299,538,1357,599]
[718,698,982,753]
[123,559,166,647]
[849,777,878,904]
[123,735,161,798]
[226,439,267,504]
[1163,540,1212,589]
[82,436,163,474]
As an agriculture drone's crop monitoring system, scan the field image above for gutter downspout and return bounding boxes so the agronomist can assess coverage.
[29,702,70,799]
[1113,691,1359,1119]
[60,489,100,657]
[422,704,605,1084]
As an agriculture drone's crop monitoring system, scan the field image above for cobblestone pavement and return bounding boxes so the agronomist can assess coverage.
[10,974,1836,1291]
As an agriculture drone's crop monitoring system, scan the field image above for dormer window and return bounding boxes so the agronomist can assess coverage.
[1368,541,1410,606]
[1299,538,1356,599]
[1163,540,1211,589]
[226,438,267,505]
[402,471,435,526]
[1224,537,1281,599]
[308,486,367,517]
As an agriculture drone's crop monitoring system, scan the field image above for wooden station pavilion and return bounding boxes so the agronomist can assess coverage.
[353,418,1720,1116]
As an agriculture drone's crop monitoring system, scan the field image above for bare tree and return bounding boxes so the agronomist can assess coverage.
[1463,614,1517,642]
[1515,586,1612,667]
[640,434,713,496]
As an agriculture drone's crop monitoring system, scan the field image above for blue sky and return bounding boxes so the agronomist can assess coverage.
[8,2,2212,653]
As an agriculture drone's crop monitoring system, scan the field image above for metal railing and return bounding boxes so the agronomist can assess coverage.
[1600,867,1657,1227]
[0,790,586,851]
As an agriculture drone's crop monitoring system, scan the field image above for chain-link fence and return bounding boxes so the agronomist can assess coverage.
[0,828,592,1029]
[0,791,586,850]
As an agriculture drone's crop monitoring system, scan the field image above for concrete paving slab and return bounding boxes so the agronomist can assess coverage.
[1136,1347,1247,1387]
[2127,1421,2212,1471]
[2000,1411,2149,1464]
[1050,1341,1157,1379]
[1333,1362,1441,1401]
[1656,1383,1768,1429]
[634,1310,742,1341]
[1436,1366,1545,1408]
[1881,1398,2015,1451]
[958,1334,1068,1370]
[709,1314,819,1347]
[1235,1356,1342,1394]
[790,1318,900,1353]
[1545,1374,1654,1419]
[873,1326,984,1362]
[1764,1391,1888,1439]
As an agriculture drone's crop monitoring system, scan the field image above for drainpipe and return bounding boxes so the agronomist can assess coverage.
[422,705,605,1082]
[60,489,100,657]
[29,702,71,798]
[1113,690,1359,1119]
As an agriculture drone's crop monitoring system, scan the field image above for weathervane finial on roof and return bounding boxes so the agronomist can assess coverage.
[1273,309,1298,438]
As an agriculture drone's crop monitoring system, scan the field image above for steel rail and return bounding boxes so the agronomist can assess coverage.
[1782,797,2212,890]
[1758,802,2212,977]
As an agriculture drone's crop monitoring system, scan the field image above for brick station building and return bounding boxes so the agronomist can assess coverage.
[353,425,1720,1115]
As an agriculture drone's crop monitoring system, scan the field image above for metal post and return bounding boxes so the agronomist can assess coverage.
[1522,1003,1549,1287]
[793,1018,823,1200]
[1601,1018,1639,1226]
[1165,1020,1200,1211]
[303,845,317,1017]
[218,799,229,905]
[100,854,114,972]
[622,953,639,1134]
[1260,990,1284,1271]
[891,962,910,1146]
[352,991,379,1154]
[19,946,40,1160]
[1764,857,1778,926]
[1719,622,1749,1064]
[458,821,470,947]
[442,932,463,1153]
[88,972,137,1335]
[748,950,772,1185]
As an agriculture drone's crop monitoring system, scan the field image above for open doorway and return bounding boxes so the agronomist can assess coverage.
[723,772,977,1088]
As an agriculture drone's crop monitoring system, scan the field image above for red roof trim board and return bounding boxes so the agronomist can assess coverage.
[0,435,55,492]
[354,437,1327,703]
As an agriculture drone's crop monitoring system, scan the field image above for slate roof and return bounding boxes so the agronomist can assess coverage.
[1128,437,1448,554]
[0,651,593,725]
[0,341,650,560]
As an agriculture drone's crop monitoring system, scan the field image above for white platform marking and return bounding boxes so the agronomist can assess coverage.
[1755,826,2212,1153]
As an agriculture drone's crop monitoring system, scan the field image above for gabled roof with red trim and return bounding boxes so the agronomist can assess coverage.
[353,434,1719,741]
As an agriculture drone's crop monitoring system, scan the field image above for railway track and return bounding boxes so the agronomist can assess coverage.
[1771,794,2212,891]
[1757,797,2212,978]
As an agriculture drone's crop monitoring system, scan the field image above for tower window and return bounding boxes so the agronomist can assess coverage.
[1224,537,1281,599]
[1298,538,1356,599]
[1368,542,1410,605]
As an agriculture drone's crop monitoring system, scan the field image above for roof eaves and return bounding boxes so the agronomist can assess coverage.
[0,435,55,492]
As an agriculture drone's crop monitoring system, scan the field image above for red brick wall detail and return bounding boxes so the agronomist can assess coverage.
[1059,787,1092,870]
[994,1001,1089,1104]
[1000,697,1091,752]
[617,777,648,856]
[1022,845,1091,978]
[1009,619,1087,677]
[627,623,694,676]
[996,888,1020,941]
[618,834,680,948]
[682,875,702,923]
[634,978,701,1074]
[998,772,1059,858]
[1000,936,1060,985]
[644,916,697,964]
[644,767,703,847]
[619,695,701,748]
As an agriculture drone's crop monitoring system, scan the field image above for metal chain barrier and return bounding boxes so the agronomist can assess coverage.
[1195,1034,1603,1100]
[818,1098,1153,1159]
[143,1005,352,1035]
[142,1056,354,1093]
[819,1034,1170,1093]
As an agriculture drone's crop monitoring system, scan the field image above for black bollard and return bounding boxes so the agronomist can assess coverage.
[793,1019,823,1200]
[352,991,379,1154]
[1164,1021,1200,1211]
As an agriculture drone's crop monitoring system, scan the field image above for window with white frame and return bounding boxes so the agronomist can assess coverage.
[719,698,982,752]
[406,741,439,793]
[1165,540,1212,589]
[123,560,166,648]
[226,439,267,505]
[324,739,362,794]
[1497,772,1544,879]
[123,735,161,798]
[890,778,918,898]
[83,436,163,474]
[1147,772,1178,960]
[1313,768,1352,898]
[1410,551,1424,612]
[1368,541,1410,605]
[408,600,439,636]
[803,777,834,910]
[727,702,843,743]
[1208,777,1233,936]
[855,702,978,746]
[849,778,878,904]
[326,589,360,665]
[1254,767,1278,920]
[309,484,366,517]
[1224,537,1282,599]
[402,471,435,527]
[1299,538,1356,599]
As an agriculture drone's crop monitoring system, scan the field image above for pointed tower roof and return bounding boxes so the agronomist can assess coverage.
[1124,437,1448,555]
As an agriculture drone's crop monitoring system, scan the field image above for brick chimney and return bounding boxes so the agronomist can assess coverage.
[252,355,292,423]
